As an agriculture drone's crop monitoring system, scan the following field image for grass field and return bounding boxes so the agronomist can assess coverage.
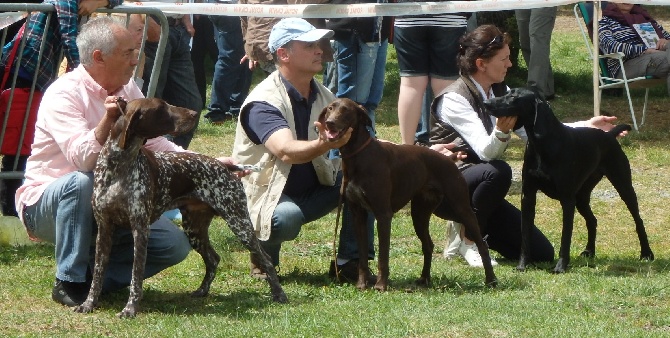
[2,5,670,337]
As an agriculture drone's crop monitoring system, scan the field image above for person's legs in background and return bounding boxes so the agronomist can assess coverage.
[334,34,388,135]
[206,15,252,124]
[516,7,557,99]
[190,14,218,110]
[0,155,27,216]
[143,24,202,149]
[414,84,433,146]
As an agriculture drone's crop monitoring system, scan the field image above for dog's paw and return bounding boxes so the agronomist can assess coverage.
[190,288,209,298]
[272,291,288,303]
[73,302,95,314]
[640,250,654,261]
[415,276,431,287]
[117,304,139,319]
[579,249,595,258]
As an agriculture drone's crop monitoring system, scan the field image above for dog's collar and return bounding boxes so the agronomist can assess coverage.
[340,134,373,159]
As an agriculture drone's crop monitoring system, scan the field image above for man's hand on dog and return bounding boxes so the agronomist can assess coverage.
[104,96,124,121]
[586,115,628,137]
[218,157,252,178]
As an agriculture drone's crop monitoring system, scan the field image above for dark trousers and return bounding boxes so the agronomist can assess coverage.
[1,155,27,216]
[434,160,555,262]
[190,15,218,109]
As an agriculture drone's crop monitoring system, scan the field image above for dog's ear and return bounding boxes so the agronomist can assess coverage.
[118,104,142,150]
[356,103,373,129]
[318,104,328,125]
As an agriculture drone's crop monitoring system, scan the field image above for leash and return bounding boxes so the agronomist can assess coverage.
[332,161,347,281]
[331,132,372,279]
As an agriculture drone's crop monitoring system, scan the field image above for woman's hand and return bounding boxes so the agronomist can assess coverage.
[495,116,517,134]
[586,115,628,137]
[429,143,467,161]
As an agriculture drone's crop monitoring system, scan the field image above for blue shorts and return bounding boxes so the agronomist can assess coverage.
[393,25,466,79]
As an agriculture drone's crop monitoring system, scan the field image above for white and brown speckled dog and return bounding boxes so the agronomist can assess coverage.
[74,98,287,318]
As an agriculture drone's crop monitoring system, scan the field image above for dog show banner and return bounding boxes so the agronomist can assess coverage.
[121,0,666,18]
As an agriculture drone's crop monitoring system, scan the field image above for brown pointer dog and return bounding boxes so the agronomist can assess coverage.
[75,98,287,318]
[485,87,653,273]
[319,98,497,291]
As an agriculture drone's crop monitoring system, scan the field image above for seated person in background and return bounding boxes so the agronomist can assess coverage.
[232,18,374,282]
[598,2,670,93]
[15,17,243,307]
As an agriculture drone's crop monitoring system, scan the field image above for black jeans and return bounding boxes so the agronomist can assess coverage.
[434,160,555,262]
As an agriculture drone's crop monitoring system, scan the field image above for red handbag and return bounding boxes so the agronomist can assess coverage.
[0,25,42,156]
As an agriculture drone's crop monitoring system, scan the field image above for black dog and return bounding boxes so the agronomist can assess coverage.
[75,98,287,318]
[484,87,653,273]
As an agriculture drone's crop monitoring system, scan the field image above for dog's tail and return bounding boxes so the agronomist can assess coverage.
[608,124,632,137]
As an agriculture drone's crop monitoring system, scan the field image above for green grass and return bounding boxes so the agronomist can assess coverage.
[3,7,670,337]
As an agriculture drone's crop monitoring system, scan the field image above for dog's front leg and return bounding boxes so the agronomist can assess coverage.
[554,199,577,273]
[74,214,115,314]
[517,183,538,272]
[350,203,373,291]
[118,223,151,318]
[373,211,392,292]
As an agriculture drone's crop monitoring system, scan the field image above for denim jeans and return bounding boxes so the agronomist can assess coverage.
[334,35,388,135]
[22,171,191,292]
[207,15,251,120]
[261,172,375,266]
[143,24,202,149]
[414,85,434,144]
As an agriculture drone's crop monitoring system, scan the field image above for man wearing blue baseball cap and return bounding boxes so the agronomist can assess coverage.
[232,18,375,283]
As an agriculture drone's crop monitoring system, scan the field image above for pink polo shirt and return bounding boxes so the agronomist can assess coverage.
[15,65,184,218]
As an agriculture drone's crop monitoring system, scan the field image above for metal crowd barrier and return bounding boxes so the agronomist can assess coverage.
[0,3,169,183]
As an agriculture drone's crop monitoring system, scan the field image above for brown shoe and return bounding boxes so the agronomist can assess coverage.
[249,254,280,280]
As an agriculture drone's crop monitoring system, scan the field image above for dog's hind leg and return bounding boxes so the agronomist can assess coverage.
[181,209,220,297]
[605,160,654,261]
[217,200,288,303]
[410,197,437,287]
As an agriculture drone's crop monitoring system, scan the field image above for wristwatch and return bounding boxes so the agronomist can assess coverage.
[494,128,511,141]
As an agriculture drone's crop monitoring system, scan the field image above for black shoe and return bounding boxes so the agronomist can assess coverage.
[52,279,89,307]
[328,260,377,284]
[205,113,234,125]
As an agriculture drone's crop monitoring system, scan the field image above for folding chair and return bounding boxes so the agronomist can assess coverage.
[574,2,665,130]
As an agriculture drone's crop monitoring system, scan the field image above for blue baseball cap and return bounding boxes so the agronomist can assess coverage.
[268,18,334,54]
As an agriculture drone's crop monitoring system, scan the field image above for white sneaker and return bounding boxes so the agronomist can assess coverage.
[459,240,498,268]
[443,221,462,259]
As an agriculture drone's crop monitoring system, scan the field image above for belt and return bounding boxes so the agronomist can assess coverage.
[166,17,182,27]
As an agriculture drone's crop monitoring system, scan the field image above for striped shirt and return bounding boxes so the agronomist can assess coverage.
[394,0,468,28]
[598,16,670,77]
[1,0,122,91]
